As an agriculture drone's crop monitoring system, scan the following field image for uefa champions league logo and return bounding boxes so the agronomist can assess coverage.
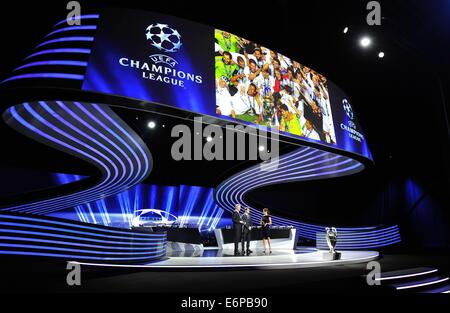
[342,99,354,120]
[145,23,182,53]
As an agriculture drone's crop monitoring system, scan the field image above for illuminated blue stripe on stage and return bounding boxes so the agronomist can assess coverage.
[0,213,166,262]
[316,235,401,244]
[296,224,398,234]
[222,154,356,222]
[0,243,163,255]
[0,229,164,245]
[214,142,399,248]
[25,48,91,59]
[76,101,148,187]
[294,224,397,233]
[45,25,97,37]
[0,222,164,241]
[235,155,347,194]
[307,232,400,241]
[36,36,95,48]
[93,102,150,180]
[38,101,121,186]
[319,226,398,235]
[1,73,84,83]
[79,101,145,178]
[54,14,100,27]
[329,239,401,247]
[50,101,131,208]
[236,160,360,221]
[13,60,88,71]
[0,214,160,237]
[6,106,110,186]
[0,250,166,261]
[5,103,113,214]
[2,101,151,215]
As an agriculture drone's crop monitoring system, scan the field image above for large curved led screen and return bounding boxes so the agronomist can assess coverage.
[82,7,372,160]
[214,29,336,145]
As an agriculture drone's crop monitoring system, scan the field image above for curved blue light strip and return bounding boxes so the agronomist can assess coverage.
[53,15,100,27]
[13,60,88,71]
[93,103,150,178]
[220,148,340,218]
[44,25,97,37]
[22,101,146,213]
[317,234,401,244]
[35,101,125,212]
[36,36,94,48]
[78,102,146,187]
[0,229,164,246]
[0,214,161,237]
[24,48,91,59]
[1,73,84,83]
[31,101,150,214]
[1,237,164,250]
[0,250,166,261]
[0,214,166,263]
[0,222,162,242]
[215,144,400,248]
[4,103,113,214]
[16,101,150,215]
[219,148,356,222]
[0,243,162,256]
[236,160,360,217]
[1,101,152,215]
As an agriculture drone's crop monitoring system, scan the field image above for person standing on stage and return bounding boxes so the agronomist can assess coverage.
[232,204,244,256]
[261,208,273,255]
[241,207,253,256]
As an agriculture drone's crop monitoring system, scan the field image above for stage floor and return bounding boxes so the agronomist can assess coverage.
[77,248,379,270]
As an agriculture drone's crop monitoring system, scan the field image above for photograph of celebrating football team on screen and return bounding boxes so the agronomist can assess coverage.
[214,29,336,144]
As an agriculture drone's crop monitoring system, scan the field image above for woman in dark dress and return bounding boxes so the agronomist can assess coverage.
[261,208,272,254]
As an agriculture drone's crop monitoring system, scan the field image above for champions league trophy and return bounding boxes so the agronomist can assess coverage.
[324,227,341,260]
[325,227,337,253]
[262,95,275,125]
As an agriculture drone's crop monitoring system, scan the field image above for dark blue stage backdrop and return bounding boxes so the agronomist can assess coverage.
[82,7,372,160]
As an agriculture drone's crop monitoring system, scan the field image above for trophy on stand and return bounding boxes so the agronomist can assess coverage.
[324,227,341,260]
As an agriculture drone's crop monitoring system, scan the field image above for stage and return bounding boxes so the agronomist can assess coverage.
[73,248,379,270]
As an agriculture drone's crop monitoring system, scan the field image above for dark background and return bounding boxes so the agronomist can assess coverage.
[0,0,449,249]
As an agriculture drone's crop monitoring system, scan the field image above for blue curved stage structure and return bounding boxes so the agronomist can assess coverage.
[2,15,99,86]
[0,213,166,263]
[214,146,401,249]
[2,101,152,215]
[0,9,401,266]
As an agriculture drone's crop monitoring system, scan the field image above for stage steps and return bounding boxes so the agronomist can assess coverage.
[376,267,450,293]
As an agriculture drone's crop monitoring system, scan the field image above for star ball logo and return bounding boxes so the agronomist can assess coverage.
[145,23,182,53]
[117,22,202,88]
[342,99,354,120]
[340,98,364,142]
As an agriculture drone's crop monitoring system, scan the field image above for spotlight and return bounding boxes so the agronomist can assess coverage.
[147,121,156,129]
[360,37,371,48]
[259,145,265,152]
[206,136,212,142]
[343,27,349,34]
[378,51,385,58]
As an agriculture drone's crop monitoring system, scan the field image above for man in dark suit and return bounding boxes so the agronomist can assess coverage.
[232,204,244,256]
[241,207,253,255]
